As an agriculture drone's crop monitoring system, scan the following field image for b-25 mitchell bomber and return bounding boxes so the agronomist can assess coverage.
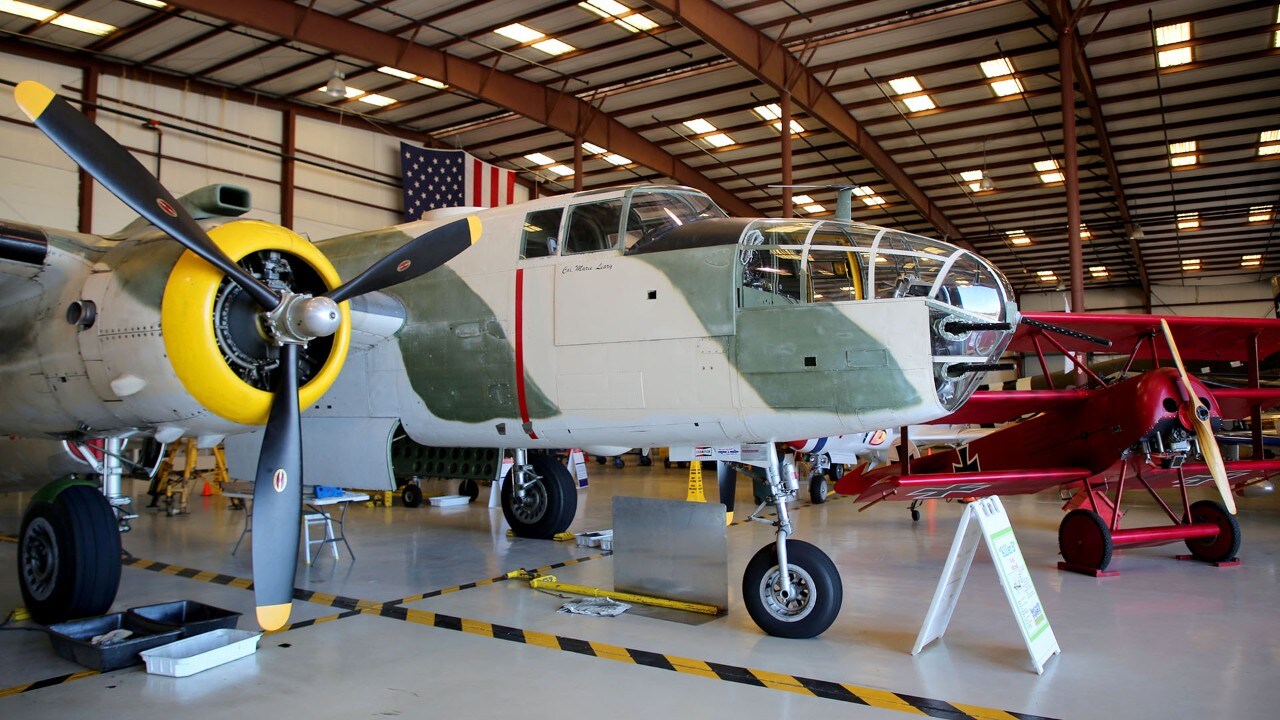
[0,81,1018,638]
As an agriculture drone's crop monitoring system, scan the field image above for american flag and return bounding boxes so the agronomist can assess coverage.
[400,142,517,222]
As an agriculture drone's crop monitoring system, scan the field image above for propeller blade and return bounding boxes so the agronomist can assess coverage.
[325,217,481,304]
[251,343,304,630]
[13,81,279,310]
[1160,320,1236,514]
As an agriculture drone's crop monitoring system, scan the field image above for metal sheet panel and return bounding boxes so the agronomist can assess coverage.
[612,496,727,611]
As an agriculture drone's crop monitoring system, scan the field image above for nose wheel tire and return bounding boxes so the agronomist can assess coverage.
[501,453,577,539]
[1184,500,1240,563]
[400,483,423,508]
[742,540,842,639]
[18,485,121,625]
[1058,508,1113,572]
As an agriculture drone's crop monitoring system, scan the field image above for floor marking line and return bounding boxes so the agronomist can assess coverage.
[0,670,99,698]
[111,551,1056,719]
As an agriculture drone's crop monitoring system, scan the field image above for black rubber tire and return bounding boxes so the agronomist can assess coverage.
[596,456,607,465]
[18,485,121,625]
[1059,508,1113,571]
[502,453,578,539]
[639,454,652,467]
[911,508,921,522]
[401,483,422,508]
[613,456,624,469]
[663,458,672,469]
[1184,499,1241,563]
[742,540,842,639]
[459,479,480,502]
[809,475,829,504]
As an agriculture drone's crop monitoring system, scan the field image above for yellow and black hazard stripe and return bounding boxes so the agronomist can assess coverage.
[11,545,1053,718]
[385,550,611,607]
[0,670,99,698]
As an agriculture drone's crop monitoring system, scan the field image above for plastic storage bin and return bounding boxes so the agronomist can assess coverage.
[126,600,241,638]
[47,613,182,671]
[140,629,262,677]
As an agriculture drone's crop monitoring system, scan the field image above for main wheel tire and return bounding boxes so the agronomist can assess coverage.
[742,540,842,639]
[459,479,480,502]
[809,475,829,504]
[612,456,624,469]
[1184,499,1241,563]
[18,485,121,625]
[502,453,577,539]
[1059,508,1113,571]
[401,483,423,508]
[639,454,652,467]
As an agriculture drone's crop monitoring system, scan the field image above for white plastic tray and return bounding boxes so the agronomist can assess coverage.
[429,494,470,506]
[140,628,261,677]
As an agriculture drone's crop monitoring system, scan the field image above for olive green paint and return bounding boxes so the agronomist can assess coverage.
[320,227,559,424]
[31,476,98,505]
[734,305,921,411]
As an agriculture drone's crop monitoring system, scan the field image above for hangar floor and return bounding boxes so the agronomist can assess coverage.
[2,462,1278,719]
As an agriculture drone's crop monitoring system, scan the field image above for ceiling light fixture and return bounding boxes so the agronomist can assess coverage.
[323,67,347,99]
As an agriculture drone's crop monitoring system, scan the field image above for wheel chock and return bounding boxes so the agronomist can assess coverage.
[505,530,576,541]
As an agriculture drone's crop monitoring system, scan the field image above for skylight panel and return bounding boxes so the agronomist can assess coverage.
[130,0,166,7]
[753,104,781,121]
[581,0,629,15]
[603,153,631,165]
[378,67,447,89]
[1241,254,1262,267]
[1078,224,1091,240]
[548,165,574,176]
[1169,140,1198,167]
[704,133,735,148]
[1006,229,1031,246]
[960,170,984,182]
[524,153,555,166]
[889,76,923,94]
[684,118,717,134]
[356,93,396,107]
[1090,265,1108,278]
[581,142,607,154]
[772,120,805,134]
[1177,212,1200,230]
[980,58,1015,78]
[851,185,885,205]
[1260,130,1280,156]
[903,95,936,112]
[792,195,814,205]
[533,38,575,56]
[802,204,825,214]
[1033,159,1063,184]
[1182,258,1201,270]
[1155,22,1193,67]
[0,2,117,35]
[0,1,54,21]
[1036,270,1057,282]
[1249,204,1273,222]
[616,13,658,32]
[495,23,544,43]
[1275,5,1280,48]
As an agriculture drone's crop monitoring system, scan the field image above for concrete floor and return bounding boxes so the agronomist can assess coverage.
[2,462,1278,719]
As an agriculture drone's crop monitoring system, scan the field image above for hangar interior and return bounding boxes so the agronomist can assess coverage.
[1,1,1278,718]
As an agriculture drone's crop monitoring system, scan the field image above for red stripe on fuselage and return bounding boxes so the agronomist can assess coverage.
[514,268,538,440]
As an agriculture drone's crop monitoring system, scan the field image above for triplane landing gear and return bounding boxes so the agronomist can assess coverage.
[735,444,843,638]
[1057,457,1242,576]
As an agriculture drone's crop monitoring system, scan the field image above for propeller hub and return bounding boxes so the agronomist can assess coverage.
[268,293,341,344]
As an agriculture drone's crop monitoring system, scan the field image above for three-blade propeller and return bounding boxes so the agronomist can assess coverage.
[1159,320,1236,515]
[15,81,480,629]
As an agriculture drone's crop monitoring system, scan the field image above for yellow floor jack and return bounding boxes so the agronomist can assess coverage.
[148,440,229,516]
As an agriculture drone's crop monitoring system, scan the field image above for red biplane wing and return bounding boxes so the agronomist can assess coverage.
[842,465,1094,503]
[1016,312,1280,362]
[1090,459,1280,490]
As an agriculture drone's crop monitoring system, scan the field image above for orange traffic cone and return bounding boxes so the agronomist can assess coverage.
[201,481,213,496]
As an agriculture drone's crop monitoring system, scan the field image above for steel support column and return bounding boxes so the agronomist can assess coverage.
[781,91,792,218]
[281,109,296,229]
[645,0,961,239]
[166,0,756,217]
[1061,26,1084,312]
[77,66,97,234]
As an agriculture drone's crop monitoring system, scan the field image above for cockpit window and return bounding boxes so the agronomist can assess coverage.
[622,190,727,252]
[564,199,624,254]
[520,208,563,259]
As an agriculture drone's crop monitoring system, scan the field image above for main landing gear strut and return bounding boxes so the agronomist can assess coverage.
[739,444,842,638]
[1058,457,1241,576]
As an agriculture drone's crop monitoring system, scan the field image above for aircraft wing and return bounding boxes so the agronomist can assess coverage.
[841,464,1093,503]
[929,388,1089,425]
[1089,459,1280,490]
[1206,388,1280,419]
[1016,312,1280,362]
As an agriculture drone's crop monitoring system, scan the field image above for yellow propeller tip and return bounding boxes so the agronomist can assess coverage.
[13,81,55,122]
[466,216,482,245]
[256,603,292,631]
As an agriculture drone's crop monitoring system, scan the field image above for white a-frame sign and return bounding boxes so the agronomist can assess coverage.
[912,496,1060,674]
